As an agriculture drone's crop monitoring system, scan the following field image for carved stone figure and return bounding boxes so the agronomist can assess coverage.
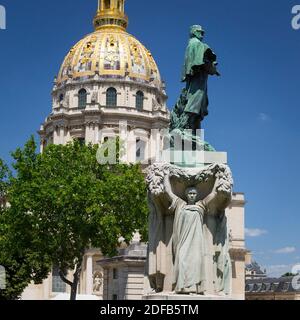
[91,91,98,104]
[93,272,103,293]
[146,163,233,296]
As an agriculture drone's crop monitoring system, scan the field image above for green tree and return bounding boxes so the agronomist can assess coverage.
[1,137,148,300]
[0,145,52,300]
[0,158,9,204]
[281,272,298,277]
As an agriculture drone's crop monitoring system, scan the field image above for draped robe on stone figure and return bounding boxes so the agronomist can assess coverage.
[170,197,206,293]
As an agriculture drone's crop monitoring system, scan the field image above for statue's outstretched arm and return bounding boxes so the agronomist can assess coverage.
[202,178,218,207]
[163,174,178,205]
[164,174,177,201]
[203,178,231,214]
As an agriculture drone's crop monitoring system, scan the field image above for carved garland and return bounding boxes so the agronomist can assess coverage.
[146,163,233,197]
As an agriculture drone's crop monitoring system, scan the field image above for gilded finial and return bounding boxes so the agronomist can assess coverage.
[93,0,128,31]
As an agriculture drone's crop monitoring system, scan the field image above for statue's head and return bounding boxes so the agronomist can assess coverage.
[185,187,198,205]
[190,25,205,41]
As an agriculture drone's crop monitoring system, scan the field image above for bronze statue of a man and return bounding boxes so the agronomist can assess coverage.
[182,25,219,129]
[171,25,219,133]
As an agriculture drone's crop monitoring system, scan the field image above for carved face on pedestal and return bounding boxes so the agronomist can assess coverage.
[185,187,198,205]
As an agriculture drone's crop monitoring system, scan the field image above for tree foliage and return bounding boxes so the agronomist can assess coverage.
[0,137,149,300]
[281,272,299,277]
[0,140,53,300]
[0,158,9,203]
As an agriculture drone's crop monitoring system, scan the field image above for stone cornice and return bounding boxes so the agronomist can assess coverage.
[42,107,169,133]
[229,247,247,261]
[97,256,146,267]
[230,193,247,206]
[53,78,168,100]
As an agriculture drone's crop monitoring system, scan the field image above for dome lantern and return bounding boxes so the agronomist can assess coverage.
[94,0,128,31]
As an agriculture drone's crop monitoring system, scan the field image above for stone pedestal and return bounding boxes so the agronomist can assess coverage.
[160,150,227,168]
[143,293,237,301]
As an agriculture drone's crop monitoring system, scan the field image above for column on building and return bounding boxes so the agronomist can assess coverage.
[86,254,94,295]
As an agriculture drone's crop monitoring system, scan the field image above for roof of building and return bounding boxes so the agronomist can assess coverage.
[245,261,266,275]
[246,276,300,294]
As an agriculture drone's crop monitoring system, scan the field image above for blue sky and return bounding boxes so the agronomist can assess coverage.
[0,0,299,277]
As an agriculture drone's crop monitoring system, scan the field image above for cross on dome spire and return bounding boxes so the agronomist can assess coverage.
[94,0,128,31]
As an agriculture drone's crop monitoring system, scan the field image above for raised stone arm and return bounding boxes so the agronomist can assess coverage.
[201,178,218,206]
[163,174,175,200]
[202,176,232,215]
[163,174,178,210]
[146,164,180,216]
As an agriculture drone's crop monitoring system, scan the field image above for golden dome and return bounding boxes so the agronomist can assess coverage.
[57,1,162,88]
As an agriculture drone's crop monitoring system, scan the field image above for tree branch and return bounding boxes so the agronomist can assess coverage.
[59,270,73,287]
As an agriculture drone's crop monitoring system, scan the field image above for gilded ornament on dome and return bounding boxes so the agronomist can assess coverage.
[64,47,75,68]
[60,47,76,78]
[90,35,98,43]
[147,50,157,71]
[129,41,142,66]
[108,35,116,47]
[104,35,120,69]
[80,41,95,65]
[69,47,75,56]
[80,56,91,65]
[83,41,94,54]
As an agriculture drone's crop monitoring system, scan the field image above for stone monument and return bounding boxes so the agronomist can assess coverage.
[144,25,235,300]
